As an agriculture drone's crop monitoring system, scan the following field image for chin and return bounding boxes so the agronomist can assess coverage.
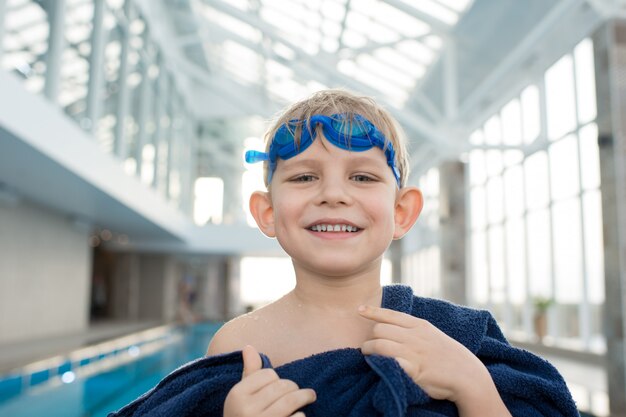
[298,260,378,278]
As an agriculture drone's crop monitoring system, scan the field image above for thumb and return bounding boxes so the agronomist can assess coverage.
[242,345,262,379]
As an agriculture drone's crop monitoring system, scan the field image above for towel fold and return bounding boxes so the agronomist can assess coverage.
[109,285,578,417]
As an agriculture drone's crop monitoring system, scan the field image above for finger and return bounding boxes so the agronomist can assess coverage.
[358,305,417,328]
[361,338,411,360]
[236,368,281,396]
[290,413,306,417]
[370,322,408,343]
[262,388,316,417]
[256,378,300,407]
[394,356,414,375]
[362,339,417,378]
[242,345,263,378]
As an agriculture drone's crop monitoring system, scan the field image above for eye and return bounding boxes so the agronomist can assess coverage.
[351,174,376,182]
[290,174,317,182]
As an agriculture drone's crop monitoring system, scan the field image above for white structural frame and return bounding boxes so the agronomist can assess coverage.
[86,0,107,135]
[44,0,66,102]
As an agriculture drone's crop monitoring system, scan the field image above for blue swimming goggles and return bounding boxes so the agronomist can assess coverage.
[245,113,401,187]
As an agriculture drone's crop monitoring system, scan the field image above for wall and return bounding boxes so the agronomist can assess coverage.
[0,200,91,343]
[138,255,178,321]
[109,253,179,322]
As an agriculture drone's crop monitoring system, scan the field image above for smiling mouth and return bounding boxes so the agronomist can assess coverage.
[308,224,361,233]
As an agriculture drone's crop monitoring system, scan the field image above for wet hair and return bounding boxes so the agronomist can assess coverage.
[262,89,410,187]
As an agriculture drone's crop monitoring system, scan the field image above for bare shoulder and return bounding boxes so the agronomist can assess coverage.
[206,314,251,356]
[206,303,282,356]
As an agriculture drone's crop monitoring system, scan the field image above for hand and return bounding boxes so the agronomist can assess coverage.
[223,345,317,417]
[358,305,490,403]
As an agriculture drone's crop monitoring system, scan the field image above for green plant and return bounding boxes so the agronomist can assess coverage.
[533,296,555,313]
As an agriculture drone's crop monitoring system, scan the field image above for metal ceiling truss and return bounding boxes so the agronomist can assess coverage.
[192,0,464,158]
[461,0,604,154]
[148,0,615,180]
[378,0,453,35]
[458,0,584,122]
[137,0,277,118]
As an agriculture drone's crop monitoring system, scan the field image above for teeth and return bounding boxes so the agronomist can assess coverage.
[310,224,359,232]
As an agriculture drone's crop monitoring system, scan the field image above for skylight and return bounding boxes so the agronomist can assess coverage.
[190,0,472,107]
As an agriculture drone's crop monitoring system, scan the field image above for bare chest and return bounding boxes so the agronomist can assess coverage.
[250,317,373,367]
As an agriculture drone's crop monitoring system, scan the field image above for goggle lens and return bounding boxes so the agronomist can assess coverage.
[245,114,400,187]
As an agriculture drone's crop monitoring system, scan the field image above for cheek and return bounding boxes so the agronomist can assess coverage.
[271,197,300,231]
[381,196,399,233]
[366,191,396,215]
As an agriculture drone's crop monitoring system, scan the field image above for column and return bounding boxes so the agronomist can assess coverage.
[0,0,7,63]
[593,21,626,416]
[44,0,66,102]
[181,112,196,216]
[176,107,190,211]
[85,0,106,134]
[114,0,133,159]
[111,253,140,320]
[152,54,165,190]
[164,78,176,200]
[226,256,242,318]
[439,160,467,305]
[388,240,403,284]
[137,254,177,321]
[134,36,152,178]
[200,256,230,321]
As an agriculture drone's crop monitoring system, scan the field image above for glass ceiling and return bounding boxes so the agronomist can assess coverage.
[192,0,473,108]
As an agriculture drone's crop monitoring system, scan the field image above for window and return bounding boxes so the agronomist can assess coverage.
[194,177,224,226]
[402,168,441,297]
[468,38,603,352]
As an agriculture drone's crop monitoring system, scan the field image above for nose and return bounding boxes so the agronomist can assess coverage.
[315,177,353,206]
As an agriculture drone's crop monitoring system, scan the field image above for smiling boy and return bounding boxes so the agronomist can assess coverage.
[203,90,577,417]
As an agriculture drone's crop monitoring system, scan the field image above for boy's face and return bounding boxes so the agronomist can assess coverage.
[253,133,419,278]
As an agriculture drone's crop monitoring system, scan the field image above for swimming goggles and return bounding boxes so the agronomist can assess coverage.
[245,113,401,186]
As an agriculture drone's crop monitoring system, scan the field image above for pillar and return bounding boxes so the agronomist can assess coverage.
[85,0,106,134]
[593,20,626,416]
[438,160,467,305]
[44,0,66,102]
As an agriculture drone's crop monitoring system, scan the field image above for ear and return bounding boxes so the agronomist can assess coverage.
[393,186,423,239]
[249,191,276,238]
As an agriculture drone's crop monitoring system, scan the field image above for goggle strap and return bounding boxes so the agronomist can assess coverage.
[245,114,403,187]
[245,150,269,164]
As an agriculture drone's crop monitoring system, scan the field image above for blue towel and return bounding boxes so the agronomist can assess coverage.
[109,285,579,416]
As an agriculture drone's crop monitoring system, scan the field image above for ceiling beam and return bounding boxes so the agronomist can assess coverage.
[198,0,459,154]
[137,0,283,119]
[342,33,431,58]
[378,0,452,35]
[460,0,604,136]
[181,60,279,117]
[584,0,620,17]
[457,0,583,120]
[443,37,458,120]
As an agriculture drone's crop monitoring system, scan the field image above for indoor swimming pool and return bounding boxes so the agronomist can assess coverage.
[0,322,221,417]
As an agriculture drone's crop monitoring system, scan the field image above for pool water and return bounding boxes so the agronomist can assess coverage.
[0,323,221,417]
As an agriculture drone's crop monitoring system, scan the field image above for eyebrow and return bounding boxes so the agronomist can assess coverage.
[279,158,321,171]
[280,154,388,172]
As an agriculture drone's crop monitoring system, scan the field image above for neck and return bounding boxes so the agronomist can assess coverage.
[287,268,383,315]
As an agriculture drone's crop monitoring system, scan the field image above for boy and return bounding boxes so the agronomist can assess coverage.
[208,90,577,417]
[109,90,577,417]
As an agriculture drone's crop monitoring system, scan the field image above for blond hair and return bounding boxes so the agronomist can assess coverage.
[262,89,410,187]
